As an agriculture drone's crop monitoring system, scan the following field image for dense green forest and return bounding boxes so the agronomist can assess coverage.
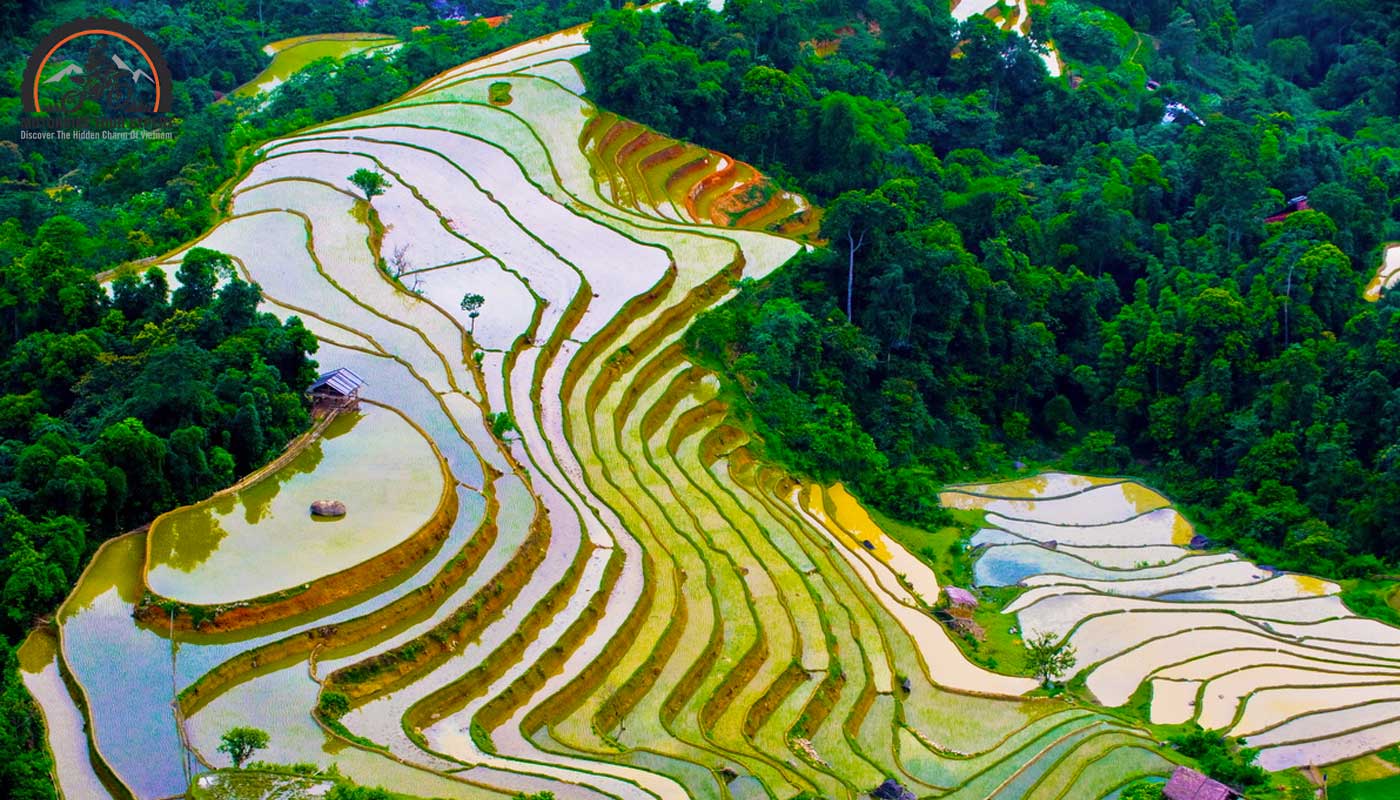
[0,241,317,797]
[2,0,1399,795]
[579,0,1400,580]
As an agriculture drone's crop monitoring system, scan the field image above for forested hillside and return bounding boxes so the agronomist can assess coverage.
[0,0,609,268]
[3,0,1400,797]
[580,0,1400,577]
[0,243,317,797]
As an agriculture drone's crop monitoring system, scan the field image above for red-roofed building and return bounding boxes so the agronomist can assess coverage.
[1265,194,1310,224]
[1163,766,1243,800]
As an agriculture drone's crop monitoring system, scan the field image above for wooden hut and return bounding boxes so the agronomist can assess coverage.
[306,367,365,412]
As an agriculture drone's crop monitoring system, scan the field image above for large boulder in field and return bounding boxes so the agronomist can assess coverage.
[310,499,347,518]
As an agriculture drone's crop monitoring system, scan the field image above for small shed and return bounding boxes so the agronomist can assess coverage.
[1162,101,1205,127]
[1163,766,1243,800]
[306,367,366,412]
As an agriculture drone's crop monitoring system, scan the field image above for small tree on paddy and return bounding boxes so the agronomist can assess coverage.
[1024,631,1076,687]
[460,292,485,334]
[218,726,270,768]
[349,168,390,201]
[490,411,517,439]
[317,690,351,720]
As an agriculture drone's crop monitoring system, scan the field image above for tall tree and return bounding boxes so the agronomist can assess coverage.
[821,188,901,320]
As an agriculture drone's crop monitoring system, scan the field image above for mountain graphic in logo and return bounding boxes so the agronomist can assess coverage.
[111,53,154,86]
[21,17,172,116]
[44,54,155,87]
[43,62,84,83]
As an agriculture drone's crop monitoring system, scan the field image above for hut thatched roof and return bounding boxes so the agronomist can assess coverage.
[945,586,979,607]
[1164,766,1240,800]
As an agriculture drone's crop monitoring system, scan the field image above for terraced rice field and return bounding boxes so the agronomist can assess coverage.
[233,33,400,97]
[948,473,1400,770]
[579,111,822,238]
[31,30,1174,800]
[144,406,447,608]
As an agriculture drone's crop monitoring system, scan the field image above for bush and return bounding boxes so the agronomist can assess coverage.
[317,691,350,721]
[1168,726,1267,788]
[490,411,517,438]
[1119,782,1164,800]
[328,785,393,800]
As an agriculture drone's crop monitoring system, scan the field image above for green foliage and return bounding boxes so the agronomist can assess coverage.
[0,638,53,800]
[1168,725,1267,788]
[461,292,485,335]
[460,293,485,315]
[0,248,313,792]
[1024,631,1077,687]
[317,690,351,721]
[327,785,394,800]
[471,720,495,753]
[0,0,610,269]
[348,168,390,200]
[0,3,622,794]
[244,760,324,776]
[1118,781,1165,800]
[322,717,388,752]
[491,411,518,439]
[581,0,1400,581]
[1340,582,1400,628]
[1067,431,1130,473]
[1333,773,1400,800]
[217,726,270,769]
[0,248,316,633]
